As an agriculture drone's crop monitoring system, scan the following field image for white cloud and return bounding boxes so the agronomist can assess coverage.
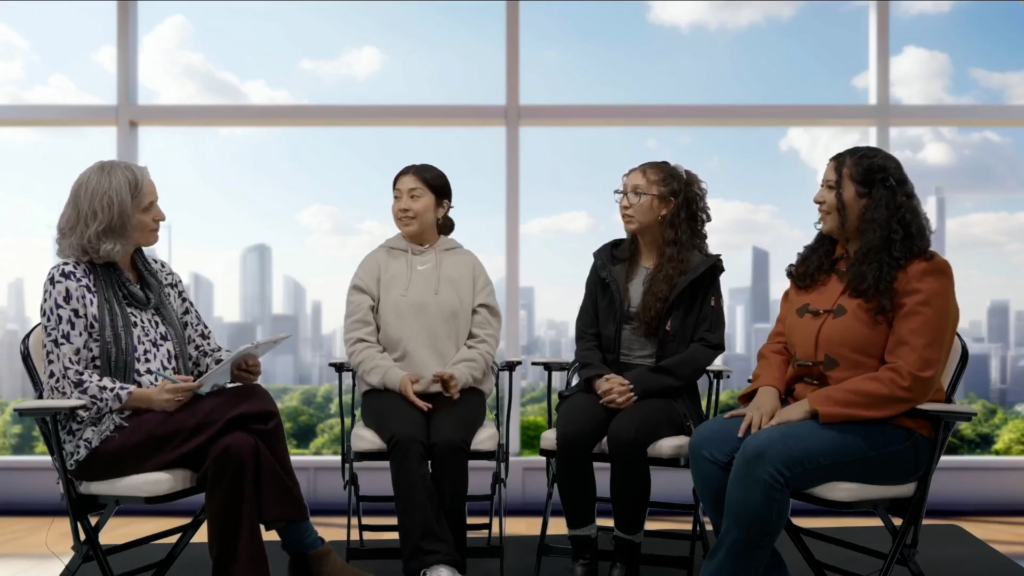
[969,68,1024,105]
[645,138,660,150]
[852,45,971,105]
[90,45,116,74]
[299,46,385,82]
[895,1,956,17]
[295,204,392,258]
[93,15,298,104]
[707,198,807,254]
[779,125,1023,197]
[0,22,101,104]
[646,1,803,33]
[522,211,599,237]
[947,212,1024,256]
[779,127,872,172]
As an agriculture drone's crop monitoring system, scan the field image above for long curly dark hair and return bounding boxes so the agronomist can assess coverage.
[786,146,933,320]
[625,161,712,338]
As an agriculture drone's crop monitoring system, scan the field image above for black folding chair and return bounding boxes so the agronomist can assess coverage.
[12,323,206,576]
[530,359,732,575]
[782,332,976,576]
[329,359,522,575]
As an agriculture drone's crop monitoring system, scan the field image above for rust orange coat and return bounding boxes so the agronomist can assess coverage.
[738,251,959,438]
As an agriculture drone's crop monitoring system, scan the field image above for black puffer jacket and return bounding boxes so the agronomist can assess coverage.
[567,238,726,427]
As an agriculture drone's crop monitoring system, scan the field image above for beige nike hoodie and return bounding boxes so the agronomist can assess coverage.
[344,233,502,396]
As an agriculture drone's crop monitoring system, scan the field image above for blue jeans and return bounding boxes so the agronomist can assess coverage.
[689,414,933,576]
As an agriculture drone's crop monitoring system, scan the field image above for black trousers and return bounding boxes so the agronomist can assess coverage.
[361,387,486,576]
[555,389,688,537]
[70,385,309,576]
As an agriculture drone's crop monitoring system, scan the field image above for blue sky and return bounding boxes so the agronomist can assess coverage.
[2,0,1024,345]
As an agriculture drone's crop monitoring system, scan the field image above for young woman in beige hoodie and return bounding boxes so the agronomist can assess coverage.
[343,164,502,576]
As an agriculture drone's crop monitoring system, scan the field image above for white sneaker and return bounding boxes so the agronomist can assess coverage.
[421,565,462,576]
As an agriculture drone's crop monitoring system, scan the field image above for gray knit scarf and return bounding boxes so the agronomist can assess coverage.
[90,249,191,384]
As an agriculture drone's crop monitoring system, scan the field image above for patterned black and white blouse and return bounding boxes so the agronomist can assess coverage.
[41,257,232,470]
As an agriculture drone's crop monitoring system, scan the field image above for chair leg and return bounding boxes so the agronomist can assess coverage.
[533,460,556,576]
[498,471,506,576]
[879,513,920,576]
[58,548,87,576]
[151,506,207,576]
[487,468,499,546]
[350,469,367,548]
[346,474,354,561]
[77,513,116,576]
[688,490,701,574]
[784,520,829,576]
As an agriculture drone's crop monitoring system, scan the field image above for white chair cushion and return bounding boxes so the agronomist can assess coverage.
[351,420,499,453]
[802,481,918,502]
[78,469,197,497]
[539,429,690,458]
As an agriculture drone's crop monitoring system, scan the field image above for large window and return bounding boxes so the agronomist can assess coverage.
[521,0,869,104]
[2,1,1023,458]
[889,1,1021,106]
[136,1,505,105]
[0,1,116,104]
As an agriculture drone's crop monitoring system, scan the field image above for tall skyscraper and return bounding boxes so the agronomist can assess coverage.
[988,300,1011,350]
[745,245,770,325]
[283,276,310,383]
[727,287,750,354]
[311,300,324,384]
[240,244,273,340]
[187,272,215,324]
[1013,310,1024,351]
[988,300,1011,387]
[266,314,300,385]
[932,186,946,257]
[968,320,984,343]
[520,286,536,355]
[5,278,27,336]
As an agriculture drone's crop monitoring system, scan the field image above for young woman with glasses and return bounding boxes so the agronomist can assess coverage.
[555,161,726,576]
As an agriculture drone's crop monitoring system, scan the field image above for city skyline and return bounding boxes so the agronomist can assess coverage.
[4,0,1024,397]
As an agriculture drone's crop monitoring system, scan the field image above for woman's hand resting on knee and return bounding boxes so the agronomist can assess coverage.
[400,374,433,412]
[724,387,782,436]
[595,374,635,410]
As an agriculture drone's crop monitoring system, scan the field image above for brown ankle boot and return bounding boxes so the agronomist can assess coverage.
[287,543,372,576]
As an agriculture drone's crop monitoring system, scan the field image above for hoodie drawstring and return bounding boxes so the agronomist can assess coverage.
[402,243,441,296]
[402,244,413,297]
[434,246,440,295]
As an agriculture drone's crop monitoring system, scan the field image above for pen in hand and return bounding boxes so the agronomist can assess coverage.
[152,370,182,384]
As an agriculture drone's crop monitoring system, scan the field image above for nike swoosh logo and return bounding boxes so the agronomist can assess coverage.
[417,264,432,270]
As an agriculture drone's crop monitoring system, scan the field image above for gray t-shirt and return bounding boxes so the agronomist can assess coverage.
[619,266,658,366]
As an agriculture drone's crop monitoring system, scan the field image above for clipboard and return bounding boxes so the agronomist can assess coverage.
[196,333,292,394]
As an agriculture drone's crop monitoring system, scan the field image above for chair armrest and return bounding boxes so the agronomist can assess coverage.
[530,358,573,373]
[328,360,353,374]
[500,358,522,372]
[13,399,89,419]
[908,402,977,423]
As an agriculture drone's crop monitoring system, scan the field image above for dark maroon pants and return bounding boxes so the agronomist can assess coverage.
[70,384,310,576]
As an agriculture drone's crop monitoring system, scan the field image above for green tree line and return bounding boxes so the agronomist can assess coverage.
[1,387,1022,457]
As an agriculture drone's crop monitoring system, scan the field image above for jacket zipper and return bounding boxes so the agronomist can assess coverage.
[598,261,625,364]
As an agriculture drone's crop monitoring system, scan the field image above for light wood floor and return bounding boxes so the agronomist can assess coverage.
[3,515,1023,575]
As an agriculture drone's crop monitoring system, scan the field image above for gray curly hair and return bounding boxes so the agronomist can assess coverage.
[56,160,152,263]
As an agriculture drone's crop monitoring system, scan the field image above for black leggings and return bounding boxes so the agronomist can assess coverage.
[361,387,486,576]
[555,390,688,538]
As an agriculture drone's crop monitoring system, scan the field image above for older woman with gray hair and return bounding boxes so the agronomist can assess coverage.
[43,160,368,576]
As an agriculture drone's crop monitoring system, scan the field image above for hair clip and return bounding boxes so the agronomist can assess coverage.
[884,176,896,188]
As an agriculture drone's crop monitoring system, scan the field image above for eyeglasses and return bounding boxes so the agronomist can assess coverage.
[613,189,661,206]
